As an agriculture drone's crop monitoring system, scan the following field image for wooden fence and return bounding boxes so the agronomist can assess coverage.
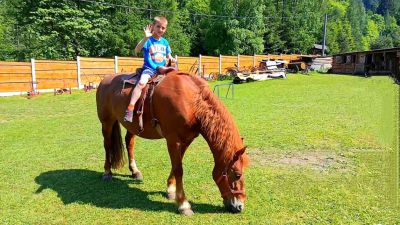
[0,54,301,95]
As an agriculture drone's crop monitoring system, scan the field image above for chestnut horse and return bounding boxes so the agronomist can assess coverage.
[96,71,249,215]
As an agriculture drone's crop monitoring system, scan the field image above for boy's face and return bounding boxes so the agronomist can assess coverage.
[152,20,168,39]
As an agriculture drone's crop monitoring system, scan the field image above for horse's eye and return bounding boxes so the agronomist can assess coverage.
[234,173,242,180]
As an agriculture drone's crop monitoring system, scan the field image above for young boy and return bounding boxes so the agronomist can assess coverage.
[124,16,174,122]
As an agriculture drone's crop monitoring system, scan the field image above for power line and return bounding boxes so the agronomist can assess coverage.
[78,0,324,20]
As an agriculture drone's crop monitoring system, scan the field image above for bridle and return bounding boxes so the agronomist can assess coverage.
[216,147,246,198]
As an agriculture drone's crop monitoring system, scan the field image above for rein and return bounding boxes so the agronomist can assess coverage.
[216,148,246,198]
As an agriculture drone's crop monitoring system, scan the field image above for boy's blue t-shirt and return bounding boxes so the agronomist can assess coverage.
[142,36,171,71]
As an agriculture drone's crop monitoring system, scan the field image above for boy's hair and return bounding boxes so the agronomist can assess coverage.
[153,16,168,25]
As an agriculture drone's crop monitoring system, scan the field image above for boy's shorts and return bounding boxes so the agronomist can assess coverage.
[141,68,157,78]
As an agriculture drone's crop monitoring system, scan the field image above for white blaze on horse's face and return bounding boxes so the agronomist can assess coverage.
[218,152,248,213]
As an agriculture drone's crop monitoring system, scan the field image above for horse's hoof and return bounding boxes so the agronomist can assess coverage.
[132,172,143,182]
[102,174,112,181]
[179,208,194,216]
[166,192,176,200]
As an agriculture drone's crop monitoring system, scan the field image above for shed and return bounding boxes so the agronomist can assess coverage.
[331,47,400,81]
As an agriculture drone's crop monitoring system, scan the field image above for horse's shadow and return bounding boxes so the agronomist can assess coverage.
[35,169,224,214]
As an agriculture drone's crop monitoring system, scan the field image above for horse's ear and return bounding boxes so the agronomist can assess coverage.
[242,151,250,167]
[235,146,246,157]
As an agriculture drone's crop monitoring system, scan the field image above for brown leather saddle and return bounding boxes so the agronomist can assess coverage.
[121,67,177,133]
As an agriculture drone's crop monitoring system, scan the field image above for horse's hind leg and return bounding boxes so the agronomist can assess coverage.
[101,120,125,181]
[101,121,114,181]
[125,131,143,181]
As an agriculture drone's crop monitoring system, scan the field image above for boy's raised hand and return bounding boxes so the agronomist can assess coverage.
[144,24,153,38]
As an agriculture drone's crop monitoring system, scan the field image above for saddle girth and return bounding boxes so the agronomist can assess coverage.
[136,75,164,134]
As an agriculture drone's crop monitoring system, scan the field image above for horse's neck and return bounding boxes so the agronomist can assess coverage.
[195,96,242,163]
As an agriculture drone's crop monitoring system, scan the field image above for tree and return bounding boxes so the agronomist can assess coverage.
[262,0,285,54]
[337,20,356,53]
[363,0,379,11]
[204,0,265,55]
[347,0,368,50]
[281,0,323,54]
[0,0,21,60]
[15,0,112,59]
[179,0,211,55]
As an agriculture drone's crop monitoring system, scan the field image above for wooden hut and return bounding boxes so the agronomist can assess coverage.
[331,47,400,81]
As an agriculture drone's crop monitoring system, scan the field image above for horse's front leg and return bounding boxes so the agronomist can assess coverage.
[167,171,176,200]
[166,139,193,216]
[166,138,194,201]
[125,131,143,181]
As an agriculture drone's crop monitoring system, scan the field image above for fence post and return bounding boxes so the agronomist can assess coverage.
[175,54,179,70]
[219,54,222,75]
[114,56,119,73]
[253,54,256,67]
[30,58,37,93]
[237,54,240,68]
[77,56,82,90]
[199,54,202,76]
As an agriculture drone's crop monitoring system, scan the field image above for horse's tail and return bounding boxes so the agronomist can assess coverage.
[109,120,126,169]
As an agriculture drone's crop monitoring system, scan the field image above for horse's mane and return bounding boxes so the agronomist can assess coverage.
[186,74,242,163]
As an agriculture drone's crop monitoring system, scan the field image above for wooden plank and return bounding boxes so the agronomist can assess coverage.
[80,57,114,62]
[118,66,141,73]
[80,61,114,68]
[0,61,31,66]
[201,59,218,63]
[202,56,218,60]
[0,82,32,92]
[80,74,110,84]
[0,76,31,82]
[119,61,143,66]
[37,80,78,89]
[81,69,115,75]
[119,58,143,63]
[221,63,237,67]
[35,60,76,63]
[179,56,198,60]
[0,67,32,73]
[36,70,77,78]
[118,56,142,60]
[35,63,77,70]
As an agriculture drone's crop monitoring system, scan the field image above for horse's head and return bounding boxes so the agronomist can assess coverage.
[214,146,249,213]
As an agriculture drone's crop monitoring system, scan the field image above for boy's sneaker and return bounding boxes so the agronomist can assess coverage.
[124,109,134,122]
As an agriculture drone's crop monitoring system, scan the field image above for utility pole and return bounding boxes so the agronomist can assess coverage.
[322,14,328,56]
[235,0,240,17]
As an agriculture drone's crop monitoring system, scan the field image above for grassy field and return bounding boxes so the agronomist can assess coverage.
[0,73,399,224]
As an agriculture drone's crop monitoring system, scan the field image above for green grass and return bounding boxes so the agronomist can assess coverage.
[0,73,399,224]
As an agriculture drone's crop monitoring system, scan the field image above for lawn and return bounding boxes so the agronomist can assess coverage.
[0,73,399,224]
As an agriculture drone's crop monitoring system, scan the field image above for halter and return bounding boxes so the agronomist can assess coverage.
[216,147,246,198]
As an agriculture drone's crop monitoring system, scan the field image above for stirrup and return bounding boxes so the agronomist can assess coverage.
[138,127,144,134]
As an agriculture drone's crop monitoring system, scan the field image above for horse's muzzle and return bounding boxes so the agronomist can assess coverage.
[223,198,244,213]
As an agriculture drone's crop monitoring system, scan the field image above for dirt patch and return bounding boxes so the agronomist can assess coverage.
[248,149,354,172]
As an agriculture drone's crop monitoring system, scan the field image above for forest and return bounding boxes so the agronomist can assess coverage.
[0,0,399,60]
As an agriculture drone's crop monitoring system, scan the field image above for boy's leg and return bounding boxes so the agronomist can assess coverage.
[124,73,151,122]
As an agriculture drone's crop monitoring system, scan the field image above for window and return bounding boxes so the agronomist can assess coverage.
[335,56,343,64]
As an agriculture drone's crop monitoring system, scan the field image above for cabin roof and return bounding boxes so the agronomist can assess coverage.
[333,47,400,56]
